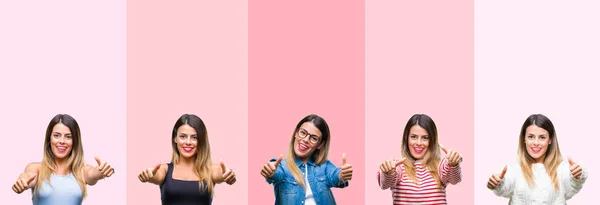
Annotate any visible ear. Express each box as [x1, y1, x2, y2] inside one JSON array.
[[317, 141, 326, 150]]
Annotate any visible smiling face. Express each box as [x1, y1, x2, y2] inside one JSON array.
[[174, 124, 198, 159], [50, 123, 73, 160], [407, 125, 429, 160], [293, 122, 325, 162], [524, 125, 551, 163]]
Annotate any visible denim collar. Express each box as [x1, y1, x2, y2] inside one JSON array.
[[294, 156, 316, 167]]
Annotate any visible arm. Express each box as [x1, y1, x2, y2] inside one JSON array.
[[325, 160, 348, 188], [84, 157, 114, 185], [440, 158, 462, 185], [564, 161, 588, 200], [12, 162, 40, 194], [378, 159, 402, 190], [377, 169, 398, 190], [491, 165, 515, 198], [138, 164, 168, 185], [263, 157, 284, 185]]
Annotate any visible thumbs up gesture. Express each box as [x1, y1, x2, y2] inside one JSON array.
[[487, 166, 507, 189], [440, 145, 462, 167], [12, 174, 36, 194], [261, 154, 283, 179], [139, 164, 161, 183], [380, 158, 405, 175], [220, 160, 236, 185], [568, 157, 583, 179], [95, 157, 114, 178], [338, 153, 353, 182]]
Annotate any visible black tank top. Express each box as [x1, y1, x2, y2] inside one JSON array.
[[160, 163, 212, 205]]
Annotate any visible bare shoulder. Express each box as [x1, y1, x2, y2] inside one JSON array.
[[25, 162, 41, 172]]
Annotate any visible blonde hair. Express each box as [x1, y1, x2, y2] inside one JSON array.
[[171, 114, 214, 195], [518, 114, 562, 189], [400, 114, 442, 189], [286, 114, 331, 189], [35, 114, 87, 198]]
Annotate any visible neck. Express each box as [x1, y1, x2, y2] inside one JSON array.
[[298, 156, 309, 163], [54, 157, 71, 174], [177, 156, 196, 167]]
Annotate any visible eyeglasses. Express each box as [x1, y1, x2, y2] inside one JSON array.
[[297, 128, 321, 144]]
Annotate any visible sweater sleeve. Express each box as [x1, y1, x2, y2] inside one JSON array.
[[378, 160, 402, 190], [439, 158, 462, 185], [492, 164, 516, 198], [562, 161, 588, 200]]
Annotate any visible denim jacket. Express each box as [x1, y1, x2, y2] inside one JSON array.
[[266, 157, 349, 205]]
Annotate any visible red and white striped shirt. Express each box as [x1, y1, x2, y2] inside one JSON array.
[[377, 158, 462, 205]]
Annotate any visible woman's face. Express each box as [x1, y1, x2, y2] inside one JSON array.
[[407, 125, 429, 160], [524, 125, 551, 163], [294, 122, 324, 162], [50, 123, 73, 160], [174, 124, 198, 159]]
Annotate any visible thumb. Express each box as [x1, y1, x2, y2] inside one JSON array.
[[395, 158, 406, 167], [95, 156, 102, 165], [274, 154, 283, 167], [152, 164, 161, 174], [568, 156, 575, 166], [26, 174, 37, 184], [220, 159, 227, 173], [499, 165, 507, 179], [342, 153, 347, 165], [440, 144, 448, 154]]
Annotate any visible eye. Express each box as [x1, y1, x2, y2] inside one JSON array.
[[66, 135, 72, 139], [423, 136, 429, 141], [540, 136, 546, 140], [310, 136, 319, 142], [53, 134, 59, 138], [179, 135, 186, 139], [300, 130, 307, 136], [527, 135, 533, 139], [410, 135, 417, 139]]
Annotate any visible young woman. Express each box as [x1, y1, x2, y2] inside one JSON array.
[[260, 114, 353, 205], [487, 114, 587, 204], [138, 114, 236, 205], [11, 114, 114, 205], [377, 114, 462, 204]]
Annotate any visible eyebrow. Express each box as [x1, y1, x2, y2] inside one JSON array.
[[300, 128, 319, 137]]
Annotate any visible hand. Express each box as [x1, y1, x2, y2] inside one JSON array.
[[440, 144, 462, 167], [487, 166, 507, 189], [380, 158, 405, 175], [220, 159, 236, 185], [338, 153, 353, 182], [12, 174, 36, 194], [261, 154, 282, 179], [569, 157, 583, 179], [95, 157, 114, 178], [139, 164, 161, 183]]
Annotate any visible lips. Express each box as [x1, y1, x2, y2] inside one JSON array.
[[531, 147, 542, 153], [183, 147, 194, 152], [56, 146, 67, 152], [413, 147, 424, 154], [298, 143, 309, 152]]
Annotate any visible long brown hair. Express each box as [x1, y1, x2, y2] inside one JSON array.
[[400, 114, 442, 188], [35, 114, 87, 198], [171, 114, 214, 195], [286, 114, 331, 189], [518, 114, 562, 189]]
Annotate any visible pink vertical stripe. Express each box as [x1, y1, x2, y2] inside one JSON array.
[[127, 1, 248, 204], [366, 0, 474, 204], [249, 0, 365, 204]]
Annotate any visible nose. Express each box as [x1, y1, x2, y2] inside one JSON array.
[[417, 137, 425, 146], [301, 135, 310, 143], [58, 136, 65, 143]]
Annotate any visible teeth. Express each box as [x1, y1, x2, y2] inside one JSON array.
[[300, 144, 308, 149]]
